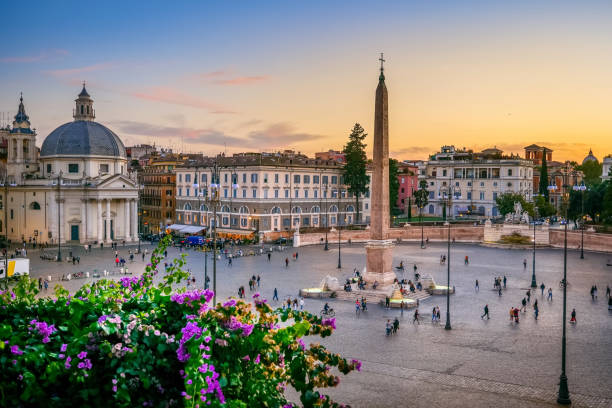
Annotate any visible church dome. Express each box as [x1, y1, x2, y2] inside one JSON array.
[[40, 121, 126, 158], [40, 85, 126, 158], [582, 149, 598, 165]]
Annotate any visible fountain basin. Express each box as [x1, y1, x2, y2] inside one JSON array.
[[299, 288, 333, 298]]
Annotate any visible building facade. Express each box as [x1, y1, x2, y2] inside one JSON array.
[[602, 156, 612, 181], [174, 152, 371, 234], [139, 155, 180, 234], [396, 162, 419, 212], [0, 87, 139, 245], [419, 146, 533, 218]]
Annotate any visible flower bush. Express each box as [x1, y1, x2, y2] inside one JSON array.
[[0, 236, 359, 407]]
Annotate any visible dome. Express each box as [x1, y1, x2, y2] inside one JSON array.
[[40, 121, 126, 158], [582, 149, 598, 165]]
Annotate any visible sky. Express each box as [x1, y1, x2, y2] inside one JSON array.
[[1, 1, 612, 162]]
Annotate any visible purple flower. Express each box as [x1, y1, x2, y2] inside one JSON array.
[[60, 343, 67, 352], [98, 315, 108, 324], [242, 355, 250, 361], [77, 351, 87, 360], [10, 345, 23, 355], [226, 316, 254, 337], [254, 354, 261, 364], [351, 359, 362, 371], [59, 354, 65, 359], [322, 318, 336, 329], [65, 356, 72, 369]]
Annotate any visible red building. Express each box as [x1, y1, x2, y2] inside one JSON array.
[[396, 162, 419, 212]]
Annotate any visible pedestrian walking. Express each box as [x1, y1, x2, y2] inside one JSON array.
[[606, 285, 611, 298], [432, 307, 437, 322], [285, 258, 289, 268], [228, 257, 233, 267], [481, 304, 489, 319], [475, 279, 479, 292], [257, 275, 261, 287], [299, 297, 304, 310], [498, 287, 502, 297], [526, 290, 531, 303], [540, 282, 545, 296], [273, 288, 278, 301], [43, 280, 48, 291], [386, 320, 392, 336], [267, 252, 271, 262], [548, 288, 553, 301], [393, 317, 400, 334], [400, 300, 404, 316], [413, 309, 420, 324], [464, 255, 469, 265], [521, 297, 527, 312], [503, 275, 507, 289], [533, 300, 539, 320], [523, 258, 527, 269], [570, 308, 577, 324], [385, 296, 390, 309]]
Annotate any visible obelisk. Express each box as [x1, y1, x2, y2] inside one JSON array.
[[364, 53, 396, 285]]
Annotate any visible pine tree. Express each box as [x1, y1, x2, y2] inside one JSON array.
[[342, 123, 369, 223]]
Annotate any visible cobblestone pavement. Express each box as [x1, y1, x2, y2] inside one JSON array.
[[24, 241, 612, 407]]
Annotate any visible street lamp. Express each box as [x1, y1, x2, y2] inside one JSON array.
[[57, 171, 63, 262], [531, 207, 538, 288], [324, 183, 329, 250], [550, 168, 573, 405], [440, 185, 459, 331], [205, 160, 222, 306], [572, 182, 586, 259], [337, 190, 342, 269]]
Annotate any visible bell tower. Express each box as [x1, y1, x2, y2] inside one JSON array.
[[73, 82, 95, 121], [7, 93, 38, 183]]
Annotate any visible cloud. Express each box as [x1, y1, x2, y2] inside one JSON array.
[[391, 146, 434, 157], [44, 62, 117, 77], [214, 76, 269, 86], [111, 120, 325, 150], [131, 87, 235, 114], [195, 70, 269, 86], [1, 49, 69, 63]]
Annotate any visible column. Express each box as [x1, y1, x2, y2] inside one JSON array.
[[80, 199, 87, 242], [105, 198, 111, 243], [124, 199, 131, 241], [17, 139, 23, 162], [97, 199, 103, 243], [131, 199, 138, 241]]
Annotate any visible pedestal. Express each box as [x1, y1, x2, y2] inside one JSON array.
[[363, 239, 396, 285]]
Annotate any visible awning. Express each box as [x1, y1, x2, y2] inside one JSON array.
[[181, 226, 206, 234], [167, 224, 186, 231]]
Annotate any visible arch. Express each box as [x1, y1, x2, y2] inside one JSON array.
[[345, 205, 355, 212], [428, 204, 434, 214], [220, 205, 230, 213], [291, 206, 302, 214], [184, 203, 192, 211], [29, 201, 41, 210], [271, 206, 282, 214], [199, 204, 208, 212], [311, 205, 320, 213], [239, 206, 249, 214], [329, 205, 338, 213]]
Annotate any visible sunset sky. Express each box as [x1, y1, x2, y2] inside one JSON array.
[[1, 1, 611, 162]]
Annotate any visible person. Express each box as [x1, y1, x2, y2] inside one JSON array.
[[593, 285, 598, 300], [475, 279, 479, 292], [386, 320, 392, 336], [526, 290, 531, 303], [481, 304, 489, 319], [295, 252, 299, 261], [299, 297, 304, 310], [267, 252, 271, 262], [436, 306, 440, 322], [513, 308, 519, 323], [606, 285, 610, 298], [293, 298, 298, 310], [498, 287, 502, 297], [355, 299, 361, 315], [540, 282, 546, 296], [273, 288, 279, 301], [570, 308, 576, 324], [385, 296, 390, 309], [361, 297, 367, 311], [257, 275, 261, 287], [399, 261, 404, 270], [400, 300, 404, 316], [324, 302, 330, 313], [43, 280, 48, 291], [521, 297, 527, 312], [228, 257, 233, 267], [142, 252, 145, 261], [548, 288, 553, 301], [285, 258, 289, 268], [533, 299, 539, 320], [503, 276, 507, 289], [523, 258, 527, 269], [432, 307, 437, 322], [413, 264, 417, 274], [392, 317, 399, 334], [413, 309, 420, 324], [465, 255, 469, 265]]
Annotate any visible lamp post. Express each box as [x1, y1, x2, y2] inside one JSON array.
[[57, 171, 63, 262], [549, 169, 572, 405], [440, 185, 458, 331], [324, 183, 329, 250], [137, 182, 144, 253], [420, 204, 424, 248], [337, 189, 341, 269], [206, 160, 222, 306], [572, 182, 586, 259], [2, 177, 8, 290], [531, 207, 538, 288]]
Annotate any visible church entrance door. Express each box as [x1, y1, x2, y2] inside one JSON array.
[[71, 225, 79, 241]]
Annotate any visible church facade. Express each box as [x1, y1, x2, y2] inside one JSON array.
[[0, 86, 139, 245]]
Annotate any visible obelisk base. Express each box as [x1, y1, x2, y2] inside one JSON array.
[[363, 239, 396, 286]]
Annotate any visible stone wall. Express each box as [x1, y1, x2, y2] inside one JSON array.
[[549, 230, 612, 253], [483, 223, 549, 244]]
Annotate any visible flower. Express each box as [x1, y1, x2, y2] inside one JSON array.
[[351, 359, 362, 371], [77, 351, 87, 360], [322, 318, 337, 330], [65, 356, 72, 369], [10, 345, 23, 355], [60, 343, 67, 352]]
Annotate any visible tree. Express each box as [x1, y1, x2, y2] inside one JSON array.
[[535, 195, 556, 218], [407, 196, 412, 220], [342, 123, 369, 223], [495, 192, 527, 216], [539, 153, 549, 199], [388, 158, 400, 214], [602, 181, 612, 224], [576, 160, 603, 186]]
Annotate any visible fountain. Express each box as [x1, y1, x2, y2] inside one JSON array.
[[299, 275, 340, 298]]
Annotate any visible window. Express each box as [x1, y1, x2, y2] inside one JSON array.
[[202, 174, 207, 183], [294, 175, 301, 184], [178, 188, 182, 196], [304, 190, 309, 198], [274, 190, 279, 198], [303, 175, 310, 184], [264, 174, 268, 183], [508, 169, 513, 176], [241, 218, 247, 227], [467, 181, 472, 187], [29, 202, 41, 210], [455, 182, 459, 187], [401, 177, 405, 184], [46, 164, 52, 173], [314, 190, 318, 198], [264, 190, 268, 199], [285, 190, 289, 198], [99, 164, 109, 173], [186, 188, 190, 196], [250, 173, 257, 183], [479, 192, 485, 200], [185, 174, 191, 183], [166, 189, 172, 196], [10, 209, 13, 219], [313, 175, 320, 184], [252, 189, 257, 198], [480, 182, 485, 187], [179, 174, 182, 182], [401, 188, 405, 193], [242, 189, 247, 198], [274, 174, 279, 183], [294, 189, 299, 198], [493, 182, 498, 187], [365, 203, 368, 210], [467, 192, 472, 200], [322, 175, 329, 185], [285, 174, 289, 183], [493, 192, 498, 200], [507, 182, 513, 187], [242, 173, 247, 183], [428, 191, 434, 199], [224, 189, 228, 198], [68, 164, 79, 173], [442, 169, 447, 177], [331, 176, 338, 184]]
